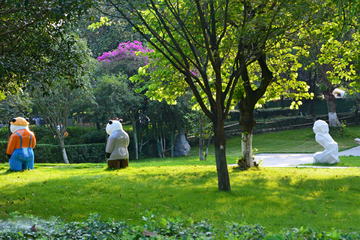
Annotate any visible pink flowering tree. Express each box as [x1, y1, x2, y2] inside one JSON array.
[[97, 40, 152, 77], [95, 41, 153, 160]]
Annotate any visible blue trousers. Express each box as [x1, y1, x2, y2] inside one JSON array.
[[9, 148, 34, 171]]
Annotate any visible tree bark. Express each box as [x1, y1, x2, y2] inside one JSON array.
[[131, 117, 139, 160], [309, 71, 316, 122], [213, 119, 231, 191], [199, 113, 204, 161], [204, 131, 212, 161], [238, 54, 272, 168], [59, 137, 69, 164], [239, 102, 256, 168], [320, 64, 341, 127]]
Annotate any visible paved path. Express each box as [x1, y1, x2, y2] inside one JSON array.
[[252, 146, 360, 168]]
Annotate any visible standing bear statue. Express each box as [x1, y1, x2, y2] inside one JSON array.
[[313, 120, 340, 164], [105, 120, 130, 169], [7, 117, 36, 171]]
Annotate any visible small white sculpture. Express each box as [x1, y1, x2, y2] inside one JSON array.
[[313, 120, 340, 164]]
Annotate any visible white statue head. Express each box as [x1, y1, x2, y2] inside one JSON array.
[[10, 117, 30, 133], [106, 120, 123, 135], [313, 120, 329, 134]]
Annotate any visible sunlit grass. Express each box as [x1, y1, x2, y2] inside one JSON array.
[[1, 125, 360, 234], [1, 162, 360, 233], [301, 156, 360, 167], [194, 125, 360, 164]]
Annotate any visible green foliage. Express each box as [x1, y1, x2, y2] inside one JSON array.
[[0, 127, 9, 140], [2, 25, 96, 94], [0, 141, 105, 164], [0, 93, 34, 123], [3, 212, 360, 239], [28, 126, 53, 144], [76, 6, 145, 58], [90, 74, 131, 124]]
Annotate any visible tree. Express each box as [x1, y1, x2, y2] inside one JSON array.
[[145, 96, 192, 158], [32, 78, 94, 163], [106, 0, 322, 191], [0, 92, 33, 124], [29, 36, 94, 164], [96, 41, 152, 159], [186, 110, 213, 161], [1, 0, 96, 93], [296, 6, 360, 127], [76, 11, 145, 58]]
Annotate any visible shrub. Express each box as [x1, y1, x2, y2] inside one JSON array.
[[255, 107, 299, 119], [2, 212, 360, 239], [65, 143, 106, 163], [0, 141, 106, 164], [0, 127, 8, 140]]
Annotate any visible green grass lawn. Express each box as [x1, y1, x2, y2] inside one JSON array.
[[1, 125, 360, 235]]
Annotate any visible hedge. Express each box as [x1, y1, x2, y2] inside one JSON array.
[[0, 141, 106, 164], [255, 107, 299, 119]]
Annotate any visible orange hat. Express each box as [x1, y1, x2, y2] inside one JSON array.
[[10, 117, 29, 126]]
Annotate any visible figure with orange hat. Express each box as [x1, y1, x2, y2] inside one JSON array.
[[6, 117, 36, 171]]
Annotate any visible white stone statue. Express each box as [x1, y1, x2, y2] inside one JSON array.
[[313, 120, 340, 164]]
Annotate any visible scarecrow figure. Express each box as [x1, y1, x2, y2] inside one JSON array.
[[7, 117, 36, 171]]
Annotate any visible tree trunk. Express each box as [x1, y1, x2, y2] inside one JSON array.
[[204, 131, 212, 161], [241, 132, 253, 166], [131, 117, 139, 160], [239, 101, 257, 168], [59, 137, 69, 164], [199, 113, 204, 161], [171, 125, 174, 158], [309, 70, 316, 122], [324, 93, 341, 127], [213, 119, 231, 191], [238, 54, 273, 168], [320, 64, 341, 127]]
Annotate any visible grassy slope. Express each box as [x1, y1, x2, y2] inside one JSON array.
[[1, 125, 360, 234], [199, 125, 360, 165]]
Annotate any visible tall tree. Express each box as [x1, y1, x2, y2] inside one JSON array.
[[106, 0, 321, 191], [29, 36, 94, 163], [296, 6, 360, 127], [0, 92, 34, 123], [96, 41, 151, 159], [1, 0, 97, 93]]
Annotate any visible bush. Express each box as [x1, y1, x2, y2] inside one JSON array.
[[1, 212, 360, 239], [65, 143, 106, 163], [0, 125, 108, 145], [0, 127, 8, 140], [255, 107, 299, 119], [0, 124, 148, 162], [0, 141, 106, 164]]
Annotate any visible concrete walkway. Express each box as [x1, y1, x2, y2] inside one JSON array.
[[252, 146, 360, 168]]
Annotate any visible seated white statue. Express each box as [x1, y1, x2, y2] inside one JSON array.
[[313, 120, 340, 164]]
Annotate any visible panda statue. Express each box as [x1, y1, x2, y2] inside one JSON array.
[[6, 117, 36, 171], [105, 120, 130, 169]]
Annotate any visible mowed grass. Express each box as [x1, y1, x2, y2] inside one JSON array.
[[199, 124, 360, 165], [0, 124, 360, 234]]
